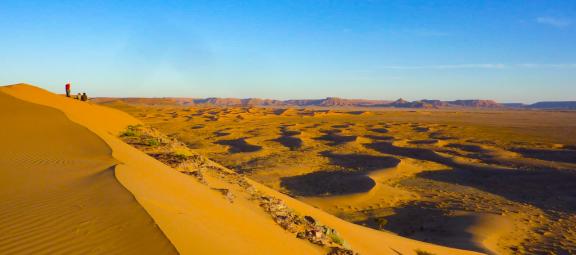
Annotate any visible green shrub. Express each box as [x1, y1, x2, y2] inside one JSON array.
[[326, 230, 345, 246], [120, 129, 137, 137], [120, 125, 142, 137], [375, 217, 388, 228], [146, 138, 161, 146], [416, 250, 436, 255], [172, 148, 193, 159]]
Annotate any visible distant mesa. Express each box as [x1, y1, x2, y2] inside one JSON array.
[[504, 101, 576, 110], [389, 98, 501, 109], [527, 101, 576, 110], [92, 96, 576, 110], [390, 98, 411, 107], [94, 97, 196, 106], [449, 100, 501, 108]]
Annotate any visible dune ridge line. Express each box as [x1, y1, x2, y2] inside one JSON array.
[[1, 84, 484, 255]]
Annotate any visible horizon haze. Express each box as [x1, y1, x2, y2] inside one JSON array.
[[1, 0, 575, 103]]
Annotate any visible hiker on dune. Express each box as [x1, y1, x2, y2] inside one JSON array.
[[65, 82, 71, 97]]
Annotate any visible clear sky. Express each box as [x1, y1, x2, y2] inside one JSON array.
[[1, 0, 575, 103]]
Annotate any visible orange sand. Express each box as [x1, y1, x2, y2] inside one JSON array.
[[0, 84, 484, 255]]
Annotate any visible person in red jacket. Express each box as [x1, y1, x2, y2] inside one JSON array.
[[65, 82, 71, 97]]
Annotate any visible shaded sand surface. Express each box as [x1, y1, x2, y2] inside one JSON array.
[[0, 91, 177, 254]]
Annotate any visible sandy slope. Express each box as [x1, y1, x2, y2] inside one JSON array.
[[1, 84, 321, 254], [1, 84, 483, 255], [0, 89, 177, 254]]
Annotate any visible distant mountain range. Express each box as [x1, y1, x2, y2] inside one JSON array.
[[93, 97, 576, 109], [503, 101, 576, 110]]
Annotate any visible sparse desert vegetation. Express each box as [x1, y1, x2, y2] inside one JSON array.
[[102, 102, 576, 255], [118, 124, 358, 255], [3, 0, 575, 254]]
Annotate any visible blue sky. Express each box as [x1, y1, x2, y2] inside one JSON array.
[[0, 0, 574, 103]]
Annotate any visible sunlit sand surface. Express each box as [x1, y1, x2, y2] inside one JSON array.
[[1, 84, 486, 255], [100, 100, 576, 255], [0, 87, 177, 254]]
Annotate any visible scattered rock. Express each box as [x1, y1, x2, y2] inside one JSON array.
[[120, 125, 359, 255], [327, 247, 357, 255], [212, 188, 234, 203], [304, 215, 316, 225]]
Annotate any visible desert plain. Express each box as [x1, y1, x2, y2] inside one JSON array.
[[98, 99, 576, 255], [1, 83, 575, 255]]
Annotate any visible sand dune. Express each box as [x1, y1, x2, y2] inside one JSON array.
[[102, 102, 576, 254], [1, 84, 487, 255], [0, 89, 176, 254]]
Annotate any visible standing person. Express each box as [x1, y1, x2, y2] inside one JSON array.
[[81, 92, 88, 102], [65, 82, 71, 97]]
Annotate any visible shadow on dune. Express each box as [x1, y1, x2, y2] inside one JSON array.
[[369, 128, 389, 133], [413, 127, 430, 132], [215, 138, 262, 153], [321, 151, 400, 171], [418, 168, 576, 214], [429, 132, 456, 140], [366, 142, 457, 166], [281, 152, 400, 196], [320, 129, 342, 134], [273, 136, 303, 150], [364, 135, 394, 141], [445, 143, 487, 153], [408, 139, 438, 145], [213, 131, 230, 137], [367, 142, 576, 213], [511, 148, 576, 164], [281, 130, 301, 136], [357, 204, 489, 254], [314, 132, 357, 146], [280, 171, 376, 196], [365, 142, 503, 172]]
